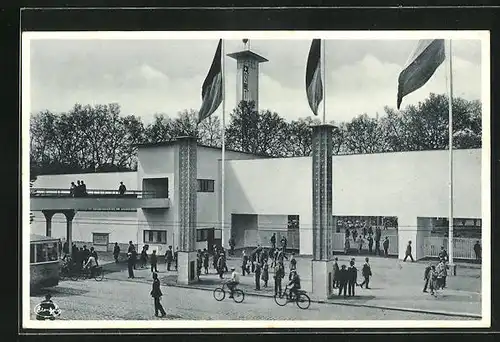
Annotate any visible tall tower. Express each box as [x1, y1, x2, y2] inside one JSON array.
[[227, 39, 268, 111]]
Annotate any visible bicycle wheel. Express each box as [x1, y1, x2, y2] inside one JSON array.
[[94, 268, 104, 281], [296, 293, 311, 310], [213, 287, 225, 301], [274, 292, 288, 306], [232, 289, 245, 303], [70, 271, 79, 281]]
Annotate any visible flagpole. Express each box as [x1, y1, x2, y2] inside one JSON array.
[[221, 39, 226, 248], [322, 39, 326, 124], [447, 39, 454, 271]]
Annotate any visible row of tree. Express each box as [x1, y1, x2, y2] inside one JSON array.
[[30, 93, 481, 176]]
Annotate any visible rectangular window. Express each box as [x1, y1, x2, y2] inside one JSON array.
[[30, 244, 36, 263], [92, 233, 109, 246], [196, 229, 206, 242], [143, 230, 167, 244], [197, 179, 215, 193], [46, 242, 59, 261]]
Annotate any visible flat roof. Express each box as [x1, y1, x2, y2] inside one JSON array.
[[227, 50, 269, 63], [136, 140, 270, 158], [30, 234, 60, 242]]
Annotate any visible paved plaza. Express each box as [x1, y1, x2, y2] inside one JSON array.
[[29, 252, 481, 321]]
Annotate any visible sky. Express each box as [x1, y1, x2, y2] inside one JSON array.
[[28, 35, 483, 124]]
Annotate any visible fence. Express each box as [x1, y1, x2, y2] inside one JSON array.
[[31, 188, 161, 198], [423, 236, 479, 260], [332, 233, 399, 256]]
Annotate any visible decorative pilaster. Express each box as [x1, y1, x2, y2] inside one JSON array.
[[177, 136, 198, 252], [311, 124, 334, 261]]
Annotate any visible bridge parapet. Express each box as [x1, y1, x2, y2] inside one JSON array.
[[30, 188, 170, 210]]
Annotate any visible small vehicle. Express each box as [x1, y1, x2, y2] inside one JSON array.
[[34, 302, 62, 320], [213, 282, 245, 303], [273, 285, 311, 309], [74, 266, 104, 281]]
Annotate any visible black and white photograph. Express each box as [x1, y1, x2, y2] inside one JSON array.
[[22, 30, 490, 329]]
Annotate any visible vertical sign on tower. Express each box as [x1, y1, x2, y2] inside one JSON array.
[[242, 63, 249, 101]]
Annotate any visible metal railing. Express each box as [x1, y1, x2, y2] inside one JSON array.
[[423, 236, 480, 260], [30, 188, 165, 199], [331, 232, 399, 256]]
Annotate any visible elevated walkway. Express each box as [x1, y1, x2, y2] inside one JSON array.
[[30, 188, 170, 210], [30, 188, 170, 257]]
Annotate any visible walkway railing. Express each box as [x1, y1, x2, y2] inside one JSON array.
[[423, 236, 480, 260], [30, 188, 165, 199]]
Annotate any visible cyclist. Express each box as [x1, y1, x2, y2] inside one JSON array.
[[288, 270, 301, 300], [83, 253, 98, 278], [226, 267, 240, 298]]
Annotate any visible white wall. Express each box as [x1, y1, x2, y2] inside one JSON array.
[[30, 210, 138, 249], [225, 157, 313, 252], [224, 149, 481, 256]]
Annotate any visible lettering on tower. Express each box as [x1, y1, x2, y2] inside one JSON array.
[[242, 64, 249, 101]]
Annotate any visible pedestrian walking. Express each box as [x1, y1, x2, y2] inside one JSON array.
[[165, 246, 173, 271], [423, 263, 432, 293], [332, 257, 340, 289], [359, 257, 372, 289], [289, 253, 297, 274], [280, 236, 287, 253], [262, 262, 269, 287], [438, 246, 449, 262], [357, 236, 364, 254], [127, 253, 135, 279], [241, 251, 248, 276], [403, 241, 414, 262], [150, 250, 158, 273], [367, 235, 374, 254], [217, 253, 225, 279], [436, 260, 446, 291], [118, 181, 127, 195], [338, 265, 348, 297], [150, 273, 166, 317], [344, 236, 350, 254], [254, 262, 261, 290], [271, 233, 276, 249], [347, 260, 358, 297], [203, 248, 209, 274], [474, 241, 481, 261], [274, 262, 285, 296], [140, 246, 148, 268], [113, 242, 120, 263], [174, 247, 179, 271], [383, 237, 390, 257]]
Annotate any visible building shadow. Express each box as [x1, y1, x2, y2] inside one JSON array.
[[30, 285, 89, 298]]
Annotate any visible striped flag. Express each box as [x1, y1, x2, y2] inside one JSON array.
[[305, 39, 323, 116], [198, 39, 223, 123], [397, 39, 445, 109]]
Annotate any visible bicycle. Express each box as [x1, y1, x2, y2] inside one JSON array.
[[274, 285, 311, 309], [213, 282, 245, 303], [75, 266, 104, 281]]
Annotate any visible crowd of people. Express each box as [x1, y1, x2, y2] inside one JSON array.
[[332, 257, 372, 297], [61, 242, 99, 277], [344, 224, 392, 257], [69, 180, 88, 197], [68, 181, 127, 197]]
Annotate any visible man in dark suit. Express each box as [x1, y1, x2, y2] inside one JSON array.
[[150, 272, 166, 317], [403, 241, 414, 262], [338, 265, 348, 297], [423, 263, 432, 293], [347, 260, 358, 297]]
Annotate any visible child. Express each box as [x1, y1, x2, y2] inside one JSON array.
[[262, 262, 269, 287]]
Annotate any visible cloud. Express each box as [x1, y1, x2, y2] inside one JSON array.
[[28, 39, 483, 125]]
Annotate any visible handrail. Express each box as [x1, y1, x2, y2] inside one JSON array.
[[30, 188, 166, 199]]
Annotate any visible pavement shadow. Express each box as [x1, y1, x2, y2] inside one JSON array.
[[329, 295, 377, 301], [31, 286, 89, 298]]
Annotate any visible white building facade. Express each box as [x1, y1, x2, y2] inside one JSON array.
[[31, 143, 482, 260]]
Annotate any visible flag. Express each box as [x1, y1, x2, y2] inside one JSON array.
[[305, 39, 323, 116], [198, 39, 223, 123], [397, 39, 445, 109]]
